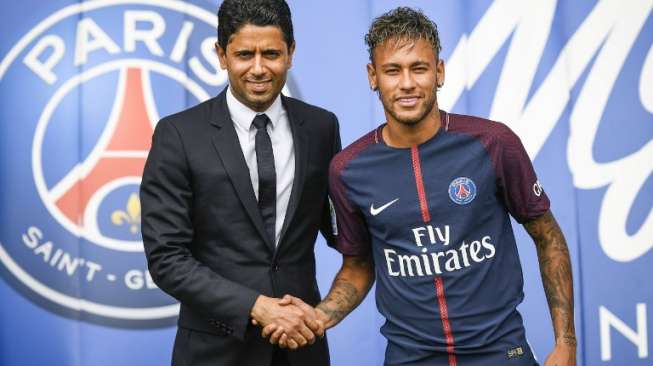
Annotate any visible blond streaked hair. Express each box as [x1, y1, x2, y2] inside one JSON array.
[[365, 7, 442, 63]]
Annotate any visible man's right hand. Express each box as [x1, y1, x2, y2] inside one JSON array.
[[250, 295, 322, 349], [261, 295, 327, 348]]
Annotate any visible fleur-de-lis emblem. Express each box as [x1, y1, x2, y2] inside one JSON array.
[[111, 193, 141, 234]]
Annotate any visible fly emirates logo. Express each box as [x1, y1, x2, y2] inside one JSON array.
[[383, 225, 496, 277]]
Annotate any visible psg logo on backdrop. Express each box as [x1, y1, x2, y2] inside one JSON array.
[[448, 177, 477, 205], [0, 0, 300, 327]]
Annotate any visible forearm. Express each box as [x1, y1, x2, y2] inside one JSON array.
[[146, 243, 259, 333], [317, 254, 375, 328], [524, 211, 576, 346]]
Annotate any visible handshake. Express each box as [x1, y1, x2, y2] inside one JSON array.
[[250, 294, 330, 350]]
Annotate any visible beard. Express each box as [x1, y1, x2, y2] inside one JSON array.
[[378, 84, 438, 126]]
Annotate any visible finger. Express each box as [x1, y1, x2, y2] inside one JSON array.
[[303, 315, 321, 333], [289, 297, 316, 317], [270, 327, 285, 344], [285, 324, 311, 348], [283, 308, 316, 343], [314, 319, 325, 337], [297, 324, 315, 345], [288, 296, 309, 308], [279, 333, 288, 348], [297, 309, 322, 335], [286, 298, 321, 332], [251, 318, 259, 326], [279, 295, 293, 305], [287, 339, 299, 350], [310, 320, 324, 342], [262, 324, 277, 338]]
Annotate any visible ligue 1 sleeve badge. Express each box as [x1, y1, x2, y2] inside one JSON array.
[[448, 177, 477, 205], [0, 0, 228, 327]]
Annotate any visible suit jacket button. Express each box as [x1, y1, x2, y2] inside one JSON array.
[[272, 264, 279, 272]]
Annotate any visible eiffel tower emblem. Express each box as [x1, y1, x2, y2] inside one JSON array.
[[49, 67, 157, 242], [456, 183, 471, 199]]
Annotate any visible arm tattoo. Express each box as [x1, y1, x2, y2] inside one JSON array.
[[316, 279, 358, 325], [524, 211, 577, 347], [317, 255, 374, 328]]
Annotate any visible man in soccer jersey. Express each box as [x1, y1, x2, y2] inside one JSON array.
[[263, 6, 576, 366]]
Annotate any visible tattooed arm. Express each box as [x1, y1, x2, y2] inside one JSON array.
[[523, 210, 576, 366], [260, 254, 375, 347], [316, 253, 375, 328]]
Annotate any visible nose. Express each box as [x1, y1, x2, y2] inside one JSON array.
[[399, 69, 415, 91], [251, 54, 265, 77]]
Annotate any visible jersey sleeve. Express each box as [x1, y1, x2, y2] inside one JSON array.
[[328, 157, 371, 256], [494, 126, 550, 223]]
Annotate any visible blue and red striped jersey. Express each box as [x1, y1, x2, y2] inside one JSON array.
[[329, 111, 549, 365]]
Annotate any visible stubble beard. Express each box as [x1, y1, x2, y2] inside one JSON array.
[[379, 85, 438, 126], [230, 73, 287, 112]]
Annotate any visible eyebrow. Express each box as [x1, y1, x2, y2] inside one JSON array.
[[380, 60, 431, 68], [232, 48, 254, 55], [233, 46, 283, 52], [410, 61, 430, 67]]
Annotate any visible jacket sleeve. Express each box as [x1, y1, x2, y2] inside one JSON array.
[[140, 118, 259, 340], [320, 112, 342, 247]]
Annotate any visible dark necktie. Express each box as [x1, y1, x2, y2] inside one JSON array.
[[252, 114, 276, 244]]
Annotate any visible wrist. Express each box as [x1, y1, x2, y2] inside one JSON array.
[[251, 295, 272, 321], [316, 302, 339, 329], [315, 305, 329, 323], [555, 334, 577, 347]]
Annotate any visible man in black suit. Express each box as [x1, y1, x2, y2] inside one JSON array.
[[140, 1, 340, 365]]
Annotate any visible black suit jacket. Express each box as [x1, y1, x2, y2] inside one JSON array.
[[140, 89, 341, 366]]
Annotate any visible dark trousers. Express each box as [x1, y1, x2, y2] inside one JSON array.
[[172, 327, 295, 366], [271, 349, 290, 366]]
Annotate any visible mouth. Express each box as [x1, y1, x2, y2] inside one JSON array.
[[395, 95, 421, 107], [247, 80, 272, 93]]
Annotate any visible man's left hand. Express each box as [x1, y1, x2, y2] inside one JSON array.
[[544, 343, 576, 366]]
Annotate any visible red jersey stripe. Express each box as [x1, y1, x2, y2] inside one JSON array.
[[410, 146, 431, 223], [435, 276, 457, 366]]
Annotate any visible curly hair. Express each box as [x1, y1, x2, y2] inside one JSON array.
[[365, 7, 441, 63]]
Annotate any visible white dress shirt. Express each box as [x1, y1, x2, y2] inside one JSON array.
[[226, 86, 295, 247]]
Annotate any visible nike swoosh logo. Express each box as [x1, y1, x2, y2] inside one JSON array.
[[370, 198, 399, 216]]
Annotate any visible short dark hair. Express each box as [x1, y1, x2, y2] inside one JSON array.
[[217, 0, 294, 50], [365, 7, 442, 63]]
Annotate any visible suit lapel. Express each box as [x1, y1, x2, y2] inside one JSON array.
[[209, 90, 274, 250], [277, 96, 307, 251]]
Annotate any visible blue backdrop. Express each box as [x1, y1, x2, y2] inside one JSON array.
[[1, 1, 651, 365]]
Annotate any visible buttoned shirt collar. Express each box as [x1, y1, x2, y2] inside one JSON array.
[[226, 86, 284, 131]]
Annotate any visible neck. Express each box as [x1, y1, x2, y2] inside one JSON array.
[[383, 109, 442, 148]]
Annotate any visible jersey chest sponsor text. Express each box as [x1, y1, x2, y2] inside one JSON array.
[[382, 224, 496, 277]]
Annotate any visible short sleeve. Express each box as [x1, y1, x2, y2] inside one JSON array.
[[328, 157, 371, 255], [494, 127, 550, 223]]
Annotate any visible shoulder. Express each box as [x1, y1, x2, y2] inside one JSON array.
[[330, 129, 377, 178], [446, 112, 521, 150], [283, 95, 337, 124], [157, 97, 216, 131]]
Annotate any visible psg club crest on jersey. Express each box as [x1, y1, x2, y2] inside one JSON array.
[[448, 177, 477, 205], [0, 1, 295, 328]]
